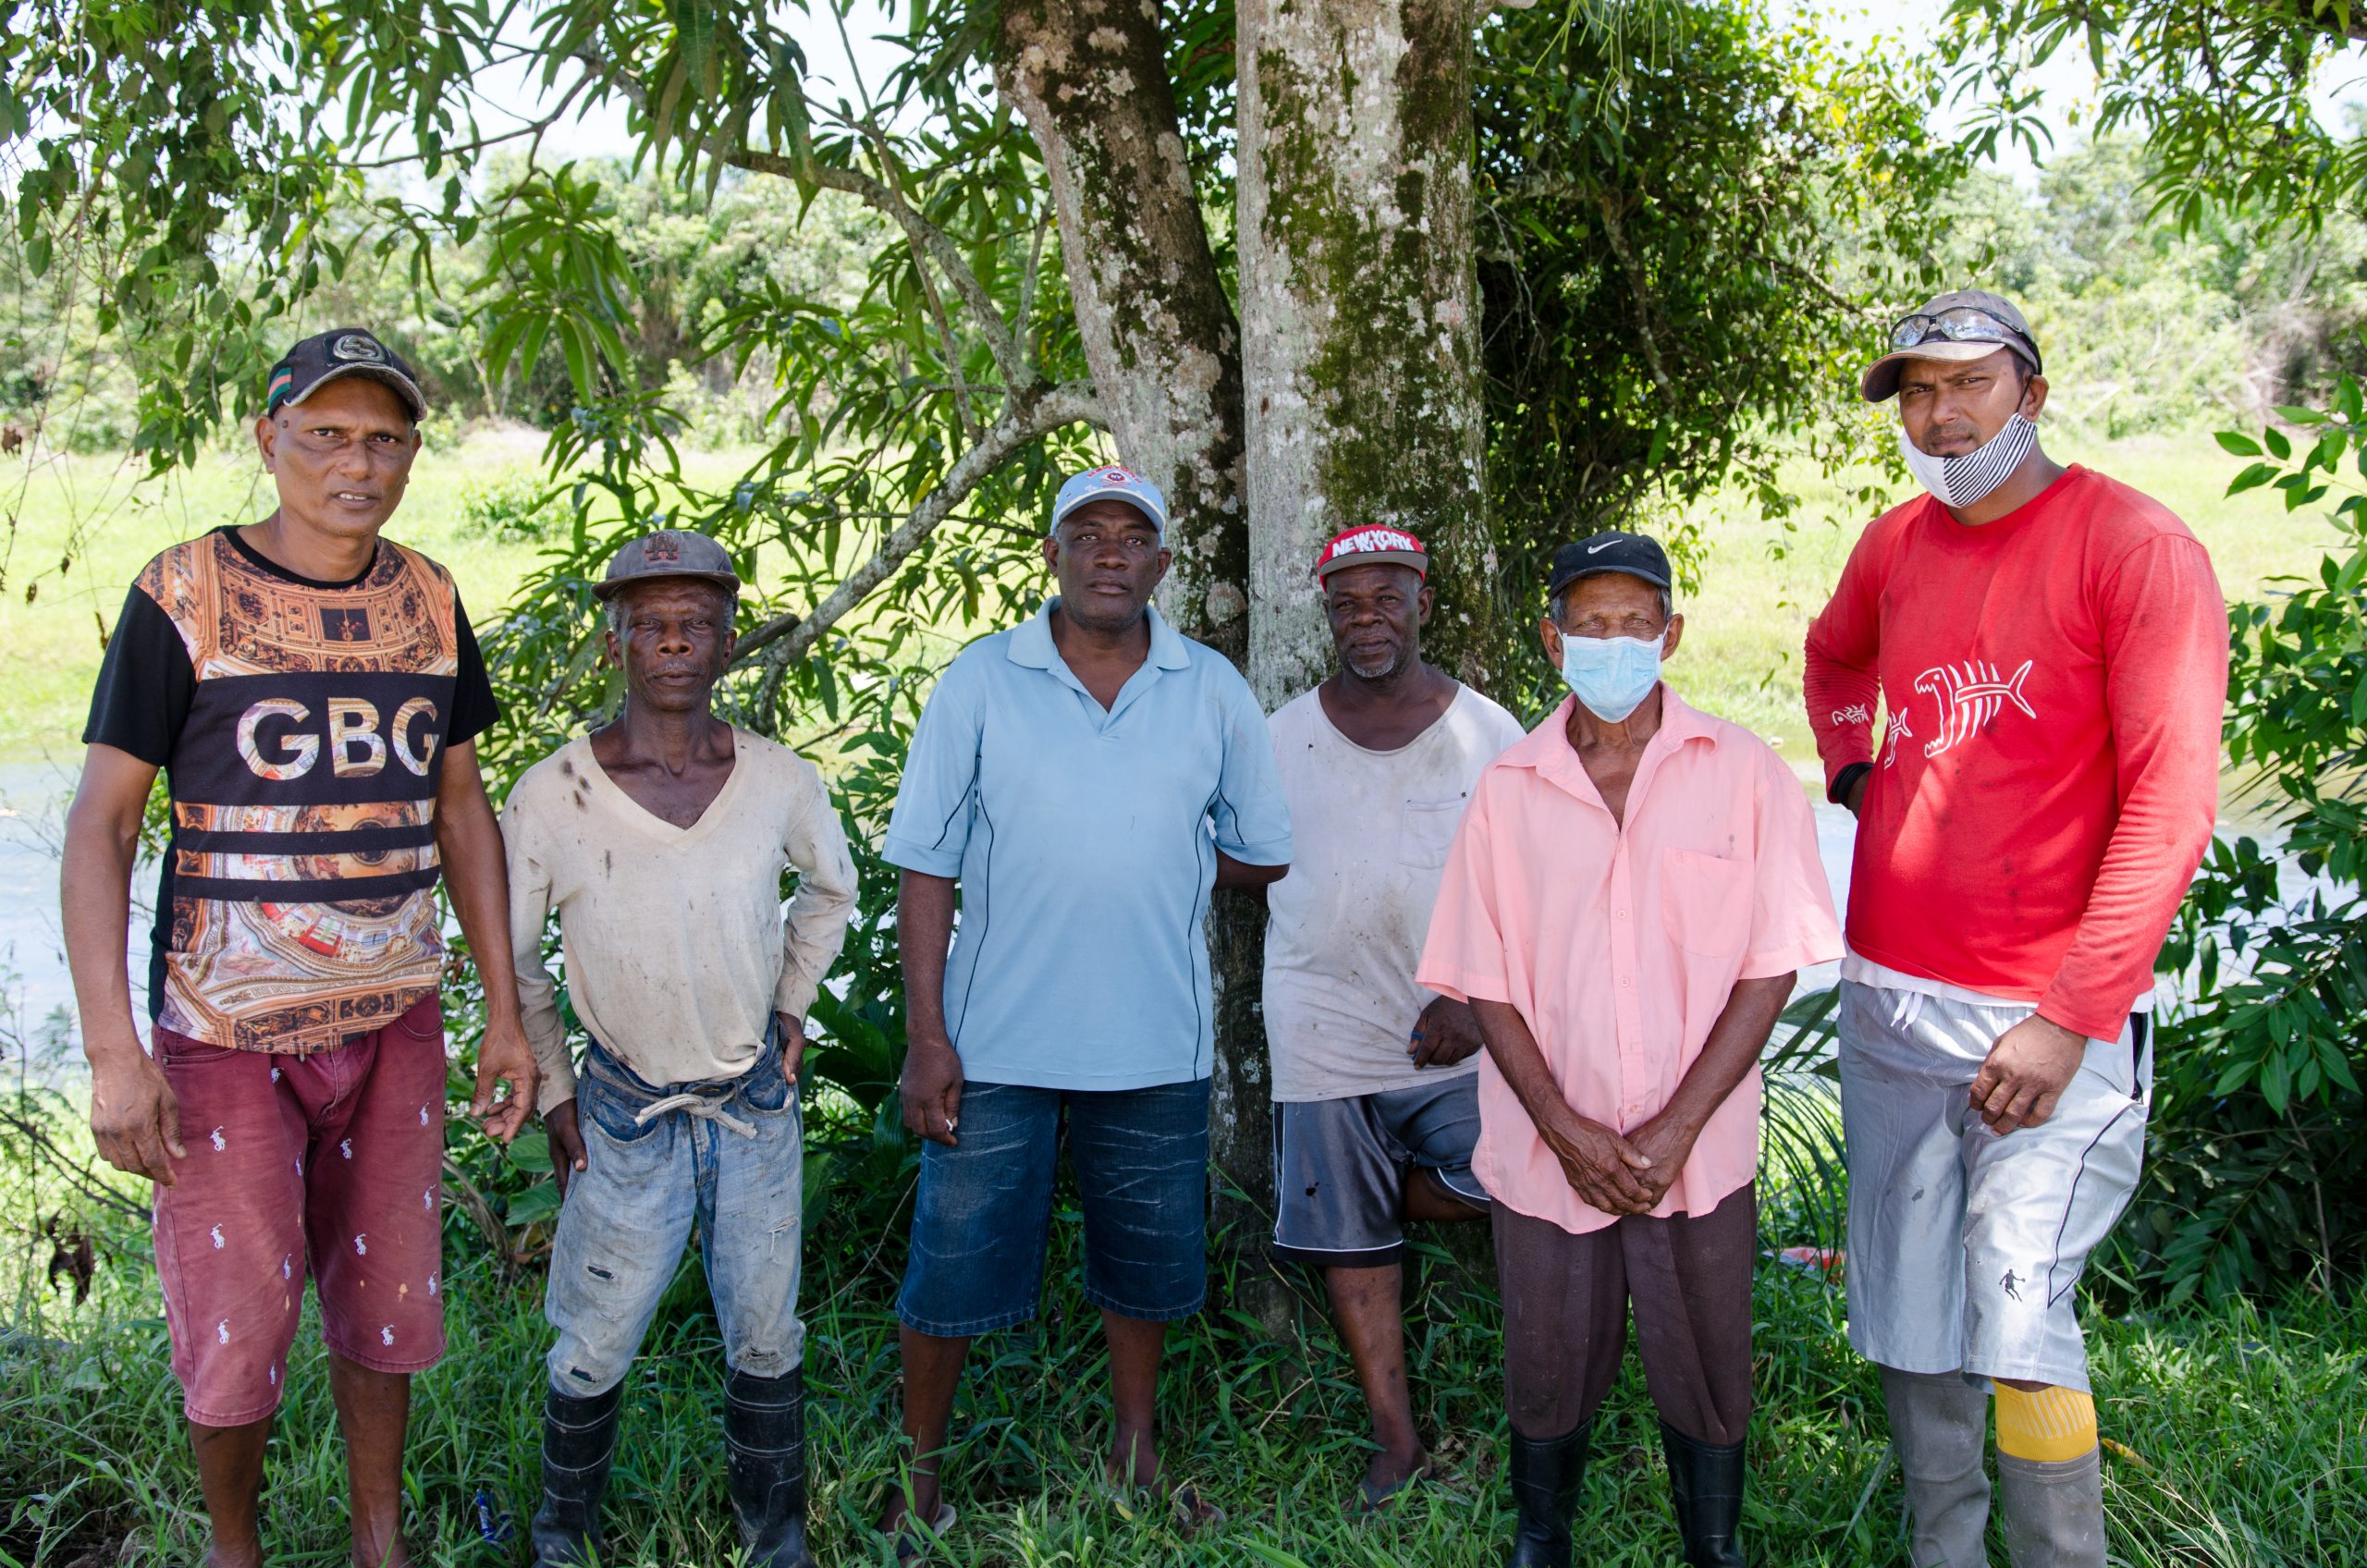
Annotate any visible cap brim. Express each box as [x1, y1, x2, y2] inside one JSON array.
[[591, 570, 743, 602], [1315, 550, 1429, 581], [1858, 341, 2028, 402], [284, 363, 430, 421], [1052, 494, 1165, 533], [1549, 562, 1672, 598]]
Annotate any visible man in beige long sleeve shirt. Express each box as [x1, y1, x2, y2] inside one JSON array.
[[501, 530, 856, 1568]]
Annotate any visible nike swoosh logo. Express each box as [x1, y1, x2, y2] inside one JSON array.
[[1587, 538, 1616, 553]]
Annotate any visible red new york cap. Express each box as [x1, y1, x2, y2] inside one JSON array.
[[1312, 525, 1429, 581]]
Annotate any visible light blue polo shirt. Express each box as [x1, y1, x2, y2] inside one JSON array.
[[883, 600, 1294, 1089]]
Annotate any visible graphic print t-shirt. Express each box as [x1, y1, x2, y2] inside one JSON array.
[[83, 526, 497, 1051]]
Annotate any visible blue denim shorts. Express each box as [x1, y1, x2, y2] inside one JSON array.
[[898, 1077, 1210, 1337]]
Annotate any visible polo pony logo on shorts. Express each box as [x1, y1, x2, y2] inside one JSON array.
[[354, 1232, 368, 1256], [216, 1319, 231, 1344], [209, 1126, 226, 1151], [381, 1325, 395, 1346], [1914, 659, 2036, 758], [210, 1224, 226, 1250], [340, 1139, 353, 1159]]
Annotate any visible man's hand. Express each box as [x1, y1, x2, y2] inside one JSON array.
[[1535, 1101, 1655, 1215], [1969, 1014, 2088, 1133], [1621, 1112, 1699, 1211], [545, 1098, 587, 1201], [1408, 997, 1486, 1069], [900, 1035, 964, 1147], [90, 1043, 186, 1185], [776, 1012, 807, 1083], [472, 1013, 539, 1144], [1845, 772, 1870, 817]]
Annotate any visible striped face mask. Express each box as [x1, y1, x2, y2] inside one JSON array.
[[1899, 411, 2035, 508]]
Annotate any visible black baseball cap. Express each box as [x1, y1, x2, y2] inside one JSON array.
[[1548, 532, 1673, 599], [264, 328, 429, 422]]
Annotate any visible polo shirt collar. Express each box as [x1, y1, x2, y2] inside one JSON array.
[[1009, 599, 1192, 672], [1503, 685, 1719, 811]]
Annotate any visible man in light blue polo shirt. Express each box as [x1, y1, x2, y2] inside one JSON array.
[[876, 463, 1292, 1550]]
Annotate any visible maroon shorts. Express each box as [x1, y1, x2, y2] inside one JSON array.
[[152, 996, 449, 1426]]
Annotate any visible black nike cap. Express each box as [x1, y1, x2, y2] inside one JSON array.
[[264, 327, 429, 422], [1548, 532, 1672, 599]]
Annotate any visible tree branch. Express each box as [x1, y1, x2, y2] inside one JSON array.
[[568, 43, 1026, 389], [732, 378, 1104, 668], [730, 146, 1027, 390]]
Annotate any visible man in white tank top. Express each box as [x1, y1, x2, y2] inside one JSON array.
[[1261, 525, 1527, 1509]]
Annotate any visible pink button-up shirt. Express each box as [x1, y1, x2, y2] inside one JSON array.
[[1417, 688, 1843, 1235]]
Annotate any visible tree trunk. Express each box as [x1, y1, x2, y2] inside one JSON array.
[[995, 0, 1250, 664], [1237, 0, 1498, 703], [996, 0, 1287, 1323]]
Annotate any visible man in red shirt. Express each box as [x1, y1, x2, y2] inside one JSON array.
[[1803, 290, 2226, 1568]]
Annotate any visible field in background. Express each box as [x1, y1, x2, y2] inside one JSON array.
[[0, 427, 2336, 768]]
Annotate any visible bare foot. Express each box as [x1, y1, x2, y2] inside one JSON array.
[[878, 1477, 956, 1561], [350, 1532, 412, 1568], [1106, 1444, 1224, 1532], [202, 1546, 264, 1568], [1355, 1445, 1436, 1512]]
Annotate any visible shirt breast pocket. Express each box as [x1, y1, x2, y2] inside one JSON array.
[[1398, 797, 1468, 869], [1659, 846, 1752, 960]]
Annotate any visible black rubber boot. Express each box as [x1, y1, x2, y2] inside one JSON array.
[[531, 1380, 623, 1567], [725, 1366, 816, 1568], [1505, 1420, 1590, 1568], [1661, 1421, 1748, 1568]]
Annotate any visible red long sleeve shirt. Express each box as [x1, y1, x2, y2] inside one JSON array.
[[1802, 465, 2226, 1041]]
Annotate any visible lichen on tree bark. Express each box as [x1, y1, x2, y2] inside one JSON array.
[[996, 0, 1250, 664], [1239, 0, 1500, 708]]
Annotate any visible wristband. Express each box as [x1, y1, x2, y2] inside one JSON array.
[[1828, 761, 1872, 806]]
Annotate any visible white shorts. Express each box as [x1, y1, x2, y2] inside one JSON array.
[[1837, 979, 2152, 1392]]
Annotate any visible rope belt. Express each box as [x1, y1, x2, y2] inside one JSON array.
[[632, 1090, 757, 1139]]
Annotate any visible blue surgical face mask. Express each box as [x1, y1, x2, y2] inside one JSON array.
[[1558, 628, 1664, 722]]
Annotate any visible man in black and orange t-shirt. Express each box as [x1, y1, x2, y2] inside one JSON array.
[[62, 328, 538, 1568]]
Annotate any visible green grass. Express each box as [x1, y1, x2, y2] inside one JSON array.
[[2, 428, 2337, 768], [4, 1105, 2362, 1567]]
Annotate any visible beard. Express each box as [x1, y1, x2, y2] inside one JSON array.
[[1344, 641, 1409, 681]]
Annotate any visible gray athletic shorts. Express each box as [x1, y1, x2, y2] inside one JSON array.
[[1271, 1073, 1490, 1268], [1838, 979, 2152, 1392]]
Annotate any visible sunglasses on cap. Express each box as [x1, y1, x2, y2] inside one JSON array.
[[1889, 306, 2036, 361]]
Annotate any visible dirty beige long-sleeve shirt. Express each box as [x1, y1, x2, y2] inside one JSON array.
[[502, 729, 858, 1113]]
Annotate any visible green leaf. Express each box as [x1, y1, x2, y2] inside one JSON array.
[[2263, 427, 2293, 461], [2226, 463, 2277, 496], [2215, 431, 2263, 457], [2273, 405, 2328, 425]]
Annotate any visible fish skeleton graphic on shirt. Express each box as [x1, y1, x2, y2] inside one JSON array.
[[1912, 659, 2036, 758]]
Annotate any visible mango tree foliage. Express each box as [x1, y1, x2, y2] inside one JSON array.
[[2136, 392, 2367, 1301], [1944, 0, 2367, 230]]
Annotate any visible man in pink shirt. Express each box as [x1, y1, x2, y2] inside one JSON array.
[[1419, 534, 1841, 1568], [1803, 291, 2225, 1568]]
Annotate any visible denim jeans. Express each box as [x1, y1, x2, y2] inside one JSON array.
[[897, 1077, 1210, 1337], [544, 1032, 804, 1396]]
